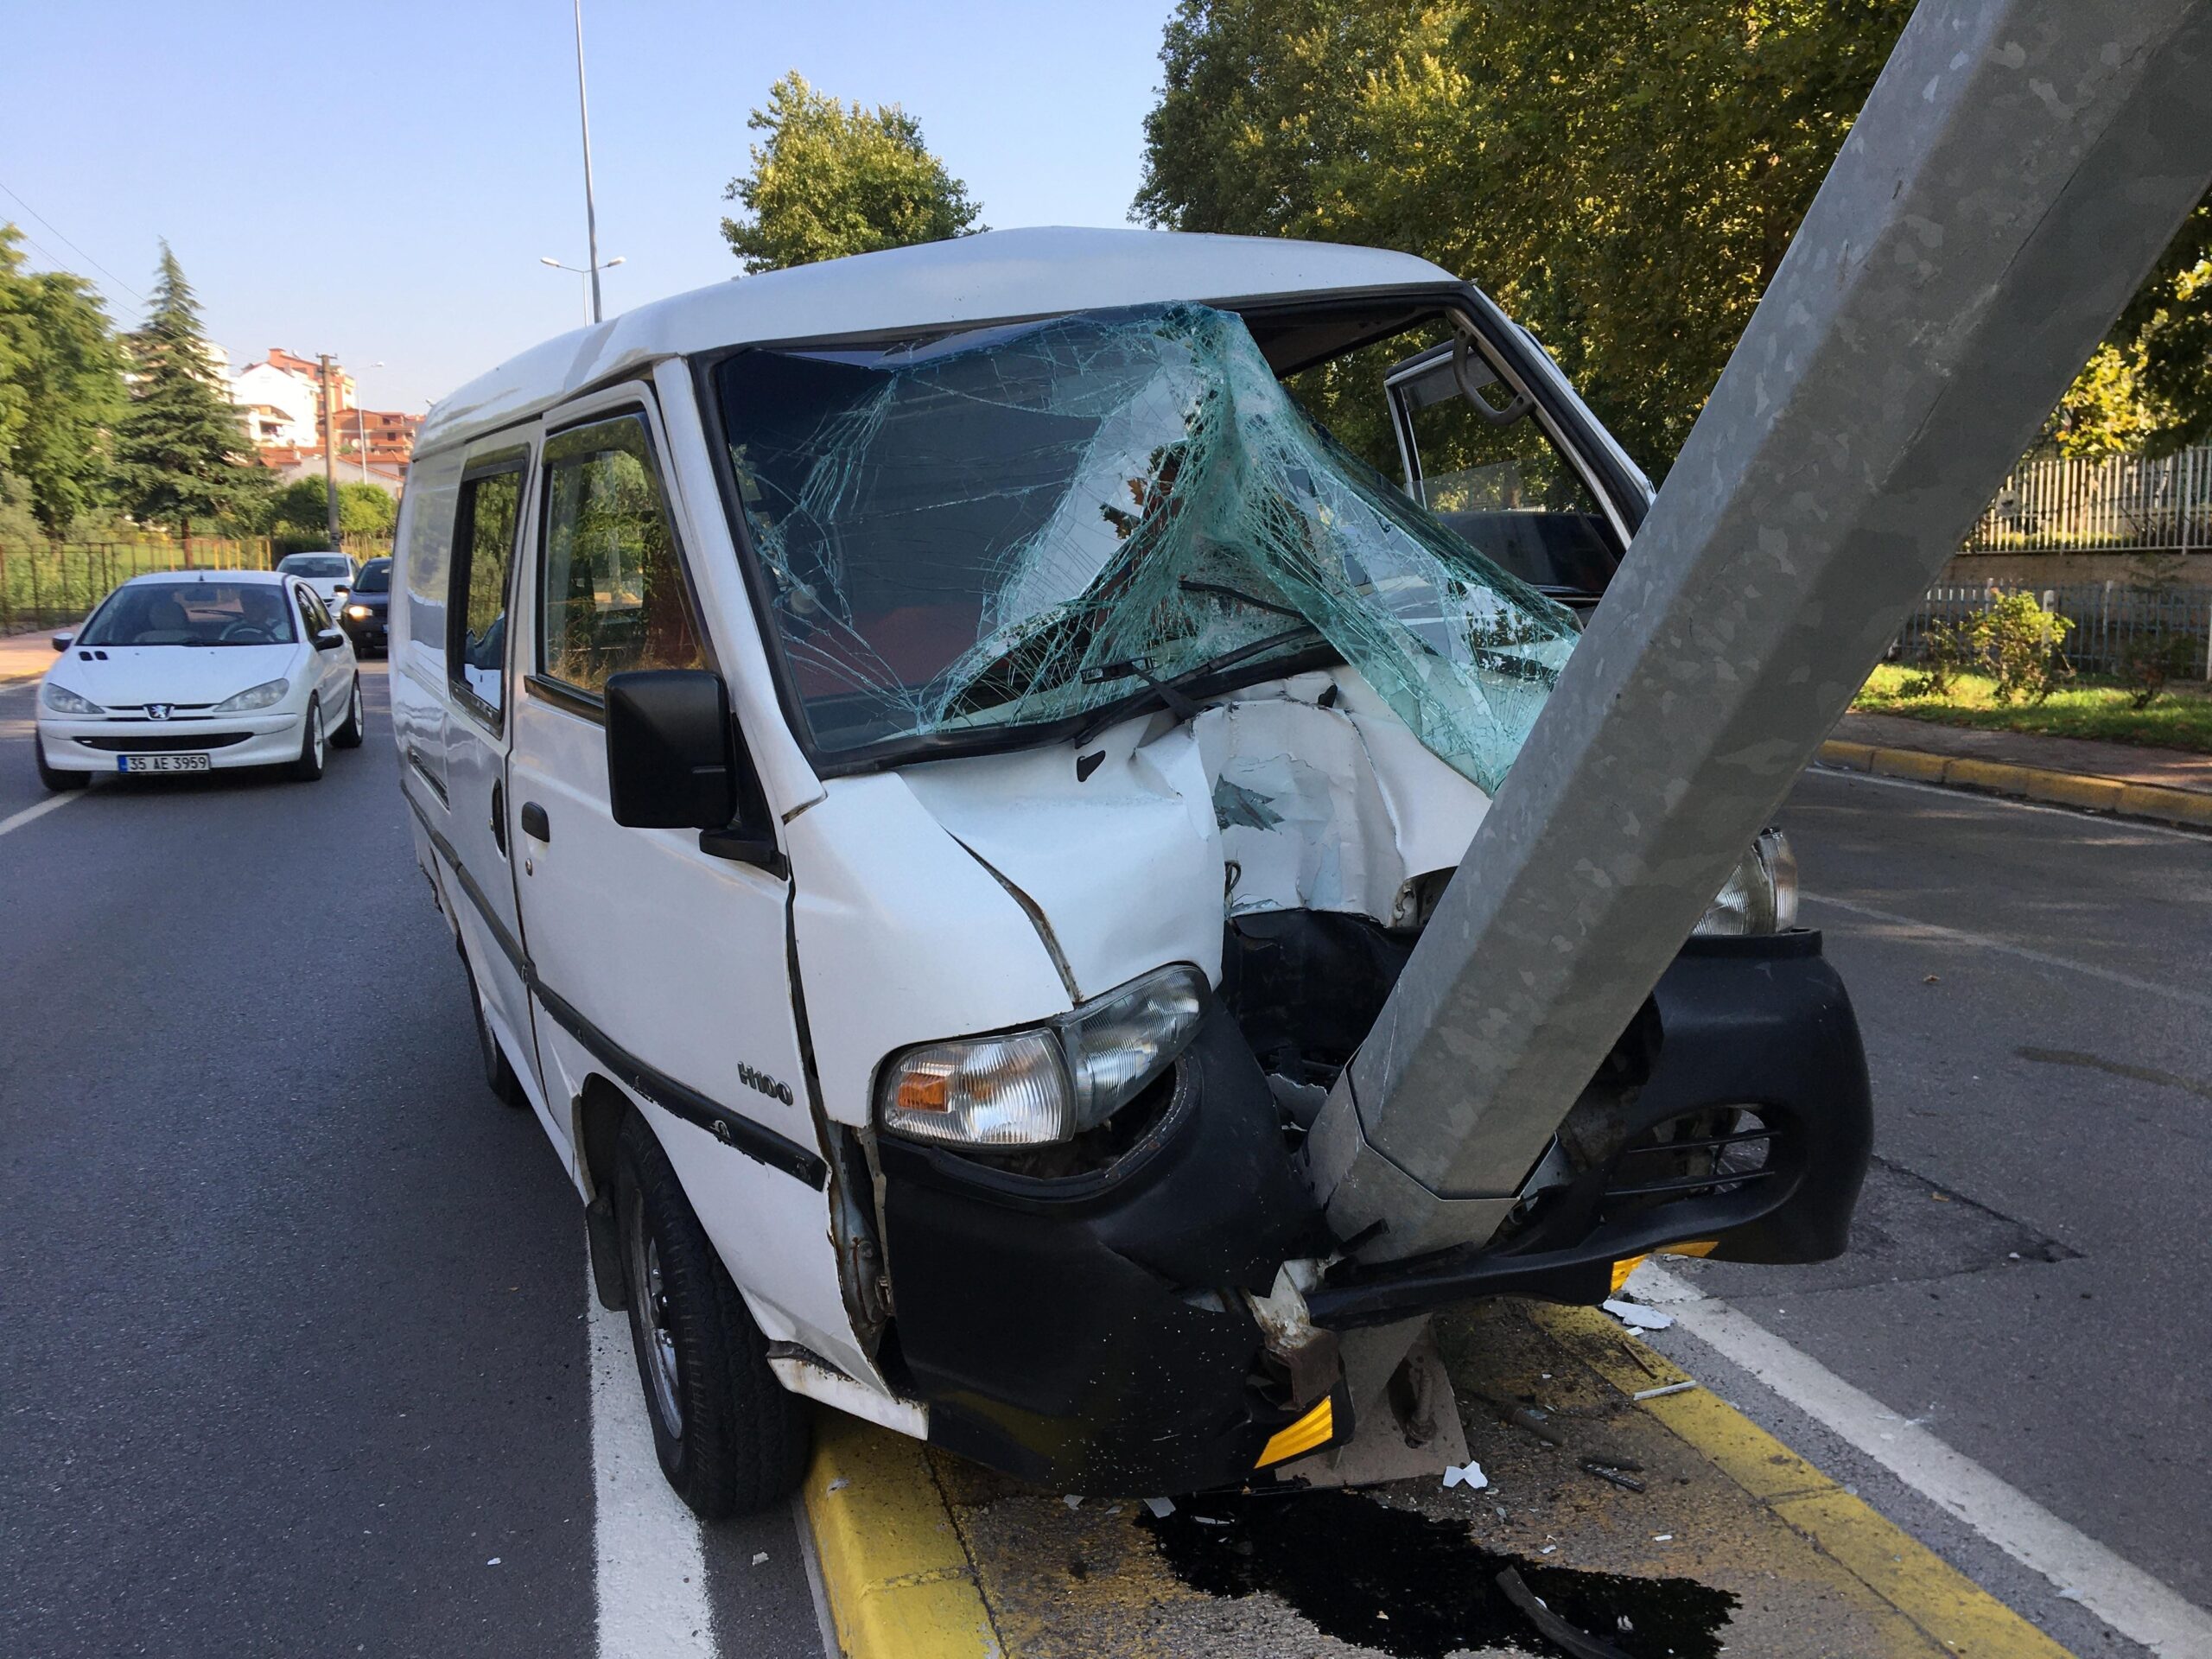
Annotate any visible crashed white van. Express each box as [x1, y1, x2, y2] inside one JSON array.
[[391, 228, 1869, 1516]]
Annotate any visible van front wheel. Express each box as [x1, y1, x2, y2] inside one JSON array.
[[614, 1111, 809, 1519]]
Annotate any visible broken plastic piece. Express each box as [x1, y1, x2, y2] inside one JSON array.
[[1063, 1494, 1084, 1510], [1441, 1459, 1489, 1491], [1603, 1299, 1675, 1332], [719, 304, 1578, 790], [1145, 1496, 1176, 1518]]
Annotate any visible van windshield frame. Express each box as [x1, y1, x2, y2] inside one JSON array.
[[696, 287, 1639, 783]]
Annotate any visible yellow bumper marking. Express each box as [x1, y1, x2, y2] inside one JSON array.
[[1255, 1395, 1335, 1468]]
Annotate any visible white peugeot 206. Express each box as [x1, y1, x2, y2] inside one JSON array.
[[35, 569, 365, 790]]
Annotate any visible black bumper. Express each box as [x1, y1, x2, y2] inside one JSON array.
[[877, 931, 1872, 1491], [340, 616, 388, 652]]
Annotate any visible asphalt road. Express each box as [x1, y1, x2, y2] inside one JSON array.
[[4, 664, 2205, 1656], [0, 665, 823, 1659], [1675, 766, 2212, 1620]]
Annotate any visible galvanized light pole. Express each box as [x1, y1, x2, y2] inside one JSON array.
[[1310, 0, 2212, 1261], [540, 254, 625, 327], [573, 0, 604, 326]]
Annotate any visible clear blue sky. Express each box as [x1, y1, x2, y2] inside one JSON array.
[[0, 1, 1179, 411]]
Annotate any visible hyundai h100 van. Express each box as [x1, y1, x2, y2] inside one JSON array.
[[391, 228, 1871, 1516]]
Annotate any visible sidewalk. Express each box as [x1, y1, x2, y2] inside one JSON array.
[[1823, 711, 2210, 829], [1834, 710, 2212, 795], [0, 626, 68, 686]]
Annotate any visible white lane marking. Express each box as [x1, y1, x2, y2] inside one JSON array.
[[1633, 1264, 2212, 1658], [1800, 890, 2212, 1014], [589, 1251, 716, 1658], [1805, 765, 2212, 843], [0, 791, 81, 840]]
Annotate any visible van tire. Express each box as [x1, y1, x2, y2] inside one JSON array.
[[288, 696, 326, 782], [615, 1111, 809, 1519], [461, 948, 528, 1109], [332, 675, 365, 748]]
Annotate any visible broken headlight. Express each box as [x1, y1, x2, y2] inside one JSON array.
[[877, 965, 1207, 1147], [1693, 827, 1798, 937]]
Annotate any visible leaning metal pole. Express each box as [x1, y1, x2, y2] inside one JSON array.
[[1311, 0, 2212, 1258]]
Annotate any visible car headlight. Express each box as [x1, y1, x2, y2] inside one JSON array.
[[212, 677, 291, 714], [1694, 827, 1798, 937], [878, 964, 1207, 1147], [345, 603, 372, 620], [41, 681, 104, 716]]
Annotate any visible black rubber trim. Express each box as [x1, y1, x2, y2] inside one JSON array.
[[532, 982, 827, 1188], [400, 785, 828, 1190]]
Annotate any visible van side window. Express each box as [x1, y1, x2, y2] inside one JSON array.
[[538, 414, 704, 698], [448, 467, 524, 726]]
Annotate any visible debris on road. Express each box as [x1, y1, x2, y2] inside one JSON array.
[[1063, 1494, 1084, 1510], [1442, 1459, 1490, 1491], [751, 1552, 769, 1566], [1507, 1403, 1567, 1446], [1497, 1566, 1636, 1659], [1603, 1299, 1675, 1332], [1581, 1461, 1647, 1494], [1145, 1496, 1176, 1518], [1631, 1381, 1699, 1402]]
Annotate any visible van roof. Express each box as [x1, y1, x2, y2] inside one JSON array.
[[419, 226, 1458, 456]]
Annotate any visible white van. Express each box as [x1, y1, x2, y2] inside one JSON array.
[[391, 228, 1871, 1516]]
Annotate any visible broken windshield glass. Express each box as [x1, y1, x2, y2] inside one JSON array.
[[713, 302, 1579, 792]]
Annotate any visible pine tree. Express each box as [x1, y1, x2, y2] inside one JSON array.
[[111, 242, 265, 553]]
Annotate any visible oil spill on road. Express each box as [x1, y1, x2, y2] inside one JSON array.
[[1141, 1488, 1736, 1658]]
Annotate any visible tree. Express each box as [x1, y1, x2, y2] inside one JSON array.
[[111, 242, 266, 548], [1135, 2, 2208, 476], [721, 72, 983, 273], [10, 266, 127, 543], [270, 476, 394, 537], [0, 226, 30, 467]]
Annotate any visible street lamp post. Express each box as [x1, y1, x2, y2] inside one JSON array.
[[540, 254, 624, 326], [573, 0, 604, 325], [355, 360, 385, 485]]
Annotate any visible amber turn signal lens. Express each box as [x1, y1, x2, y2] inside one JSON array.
[[895, 1075, 950, 1112]]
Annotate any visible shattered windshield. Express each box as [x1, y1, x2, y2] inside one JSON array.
[[713, 302, 1578, 791]]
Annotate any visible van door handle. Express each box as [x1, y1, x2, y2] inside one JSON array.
[[520, 801, 551, 842], [491, 781, 506, 855]]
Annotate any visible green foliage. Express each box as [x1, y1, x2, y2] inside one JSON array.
[[1859, 663, 2212, 755], [1903, 592, 2075, 705], [1136, 5, 2211, 476], [2114, 552, 2198, 709], [1136, 0, 1914, 478], [269, 476, 396, 537], [111, 243, 268, 542], [721, 72, 983, 273], [0, 225, 130, 543]]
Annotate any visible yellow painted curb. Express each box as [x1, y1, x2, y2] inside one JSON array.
[[1818, 739, 2211, 830], [801, 1409, 1002, 1659], [1537, 1305, 2076, 1659]]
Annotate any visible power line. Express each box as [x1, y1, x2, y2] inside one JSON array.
[[0, 178, 146, 305]]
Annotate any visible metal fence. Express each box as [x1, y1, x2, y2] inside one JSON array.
[[1964, 444, 2212, 553], [1898, 581, 2212, 680], [0, 533, 394, 634]]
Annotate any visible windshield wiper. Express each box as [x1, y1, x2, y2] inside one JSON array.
[[1071, 621, 1324, 747]]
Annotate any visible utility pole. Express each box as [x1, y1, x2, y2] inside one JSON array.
[[1309, 0, 2212, 1262], [574, 0, 603, 326], [317, 353, 340, 544]]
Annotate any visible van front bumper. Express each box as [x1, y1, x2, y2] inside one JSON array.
[[875, 931, 1872, 1494]]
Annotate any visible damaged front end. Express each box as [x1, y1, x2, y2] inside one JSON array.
[[714, 297, 1872, 1492]]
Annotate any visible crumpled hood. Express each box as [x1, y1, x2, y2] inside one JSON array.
[[48, 644, 303, 709], [898, 721, 1225, 1003]]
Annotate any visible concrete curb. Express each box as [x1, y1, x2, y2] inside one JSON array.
[[793, 1309, 2078, 1659], [1819, 739, 2212, 830], [800, 1408, 1003, 1659]]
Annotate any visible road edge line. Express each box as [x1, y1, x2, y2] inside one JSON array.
[[1535, 1300, 2083, 1659], [799, 1409, 1001, 1659], [1818, 739, 2212, 830]]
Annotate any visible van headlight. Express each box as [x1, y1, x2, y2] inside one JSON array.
[[1694, 827, 1798, 937], [41, 681, 104, 716], [878, 965, 1207, 1147], [213, 677, 291, 714]]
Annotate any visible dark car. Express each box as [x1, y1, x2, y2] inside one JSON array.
[[338, 557, 391, 656]]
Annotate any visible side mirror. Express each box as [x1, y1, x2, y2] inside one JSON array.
[[314, 628, 346, 652], [606, 669, 739, 830], [51, 632, 73, 653]]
